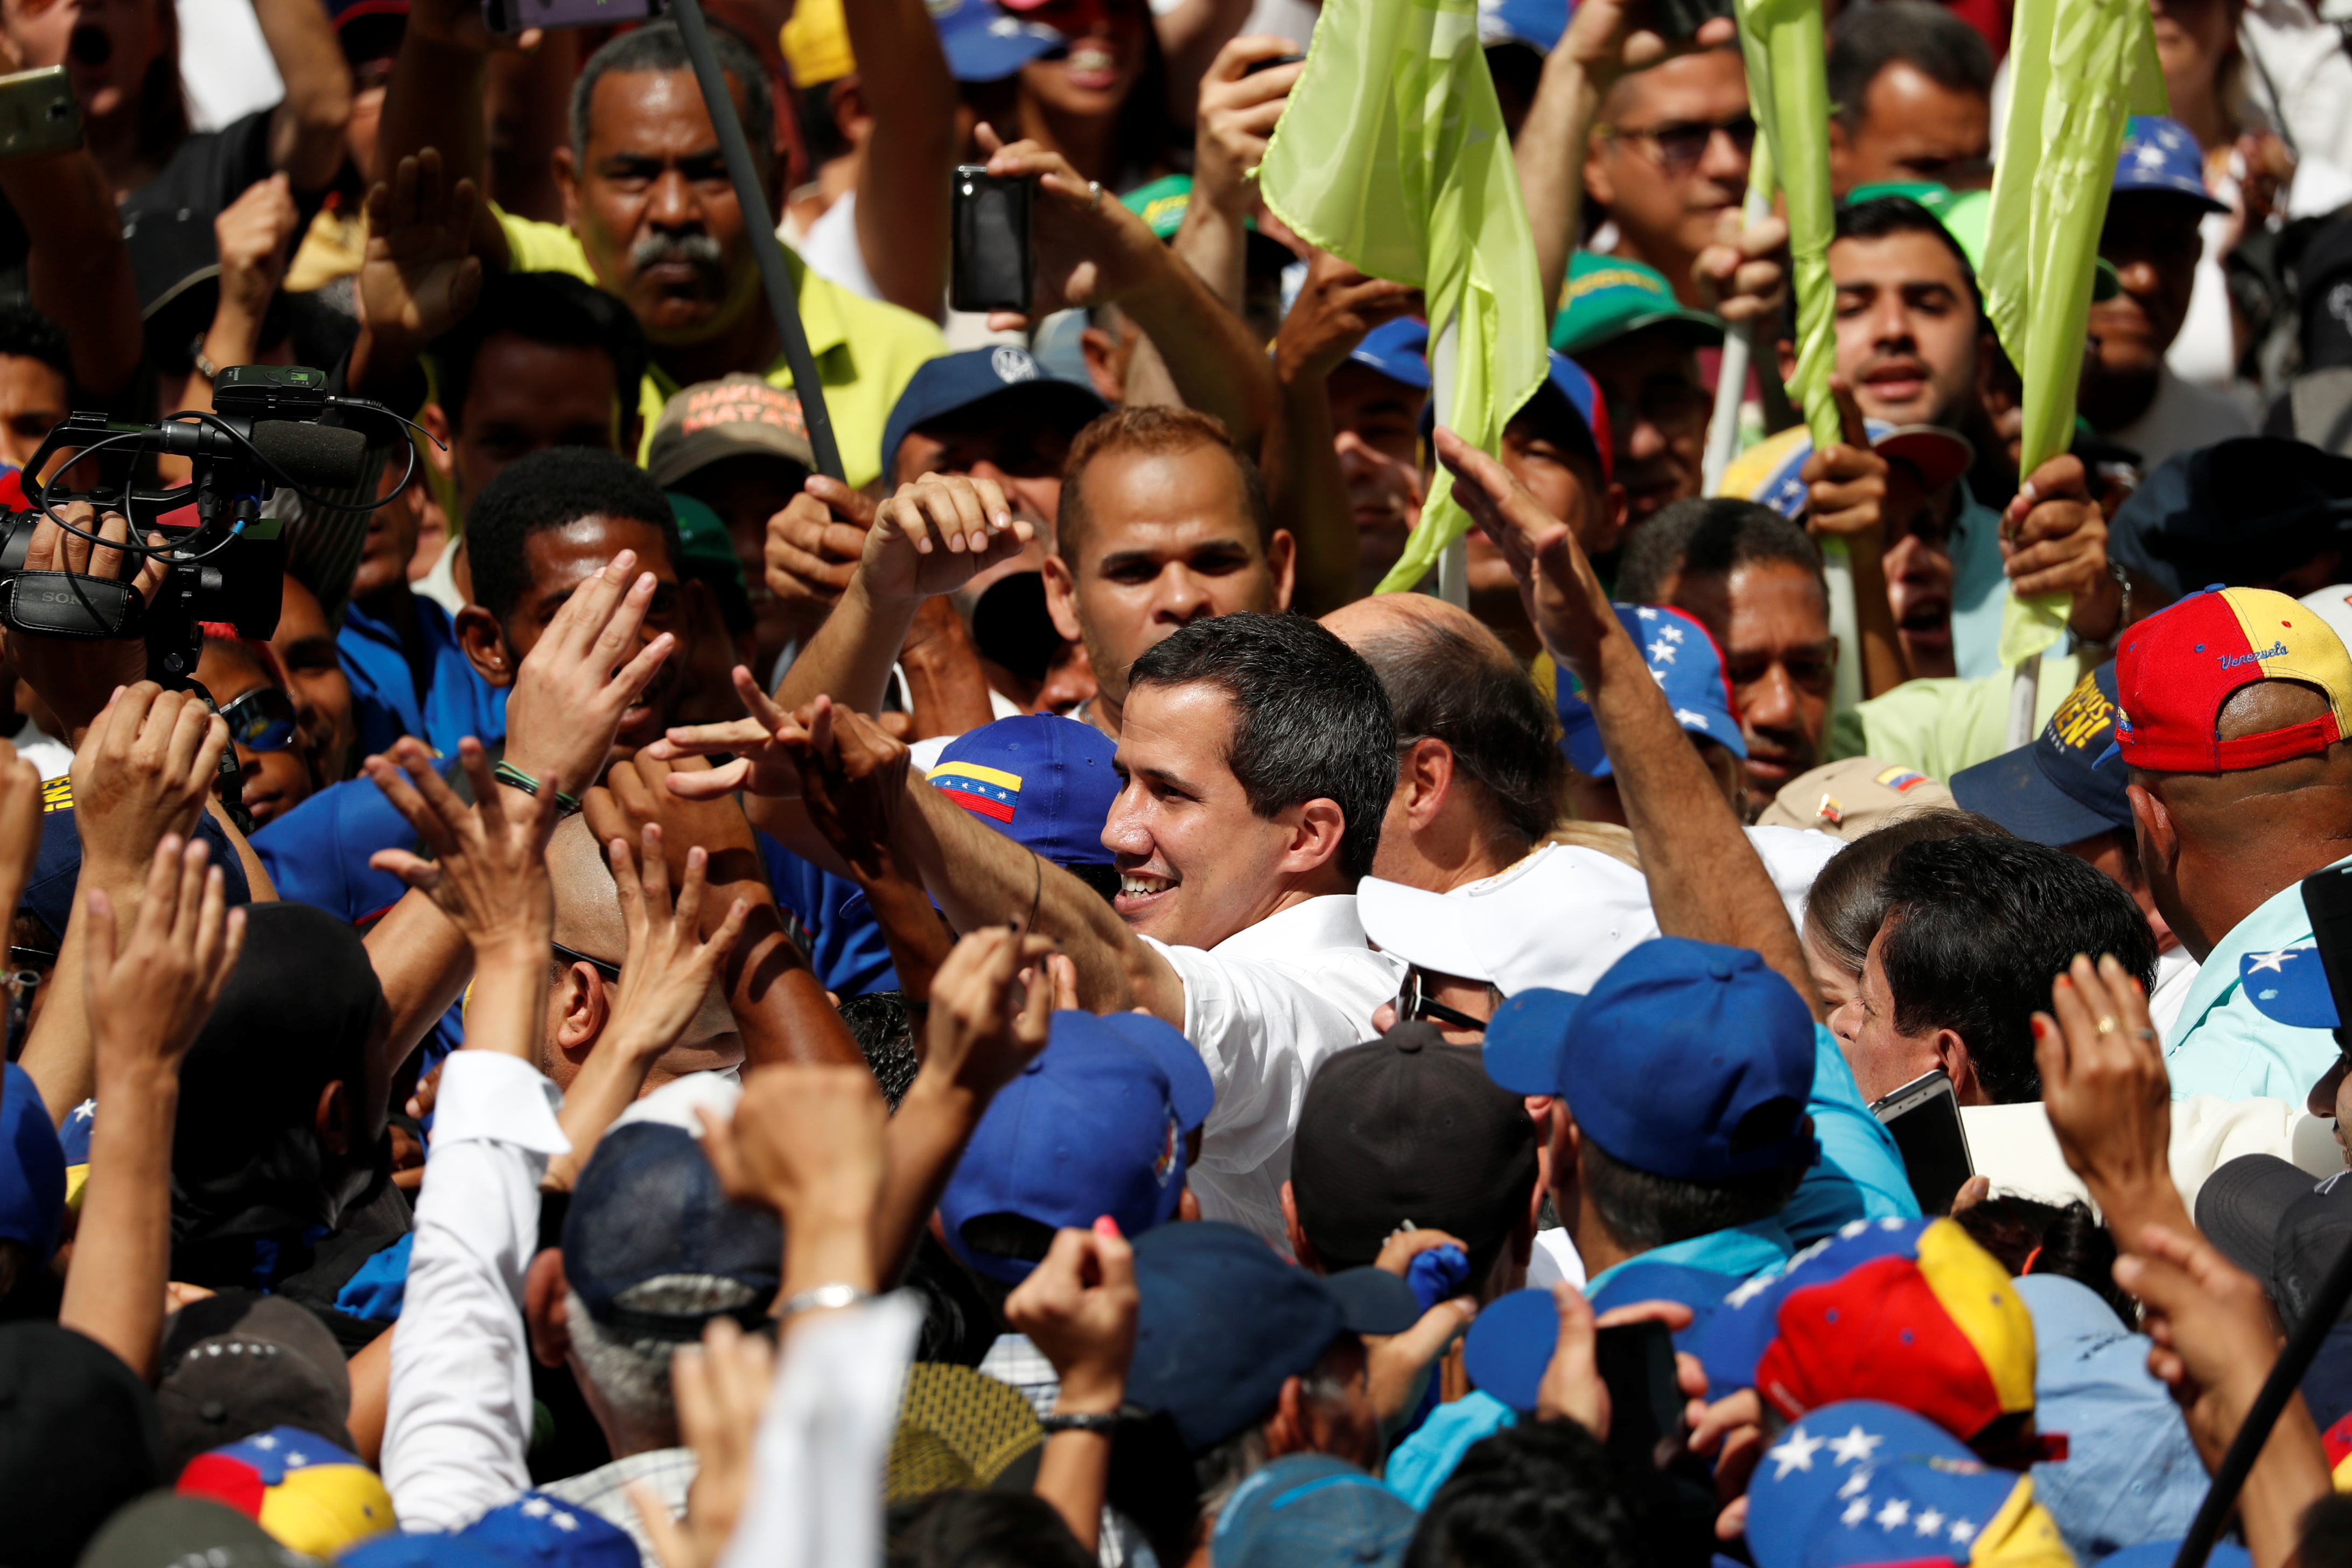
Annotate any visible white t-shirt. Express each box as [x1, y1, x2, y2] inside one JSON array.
[[2104, 364, 2258, 473], [2148, 944, 2201, 1045], [1142, 894, 1408, 1245]]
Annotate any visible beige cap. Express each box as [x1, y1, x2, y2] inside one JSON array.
[[647, 373, 815, 489], [1754, 756, 1955, 842]]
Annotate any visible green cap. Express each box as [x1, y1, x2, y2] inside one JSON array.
[[1549, 251, 1724, 358], [1123, 174, 1196, 241], [667, 492, 749, 593], [1844, 181, 2118, 302]]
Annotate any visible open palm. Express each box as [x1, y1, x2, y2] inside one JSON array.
[[360, 147, 485, 356]]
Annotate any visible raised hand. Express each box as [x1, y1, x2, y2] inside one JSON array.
[[1005, 1225, 1139, 1415], [365, 736, 558, 958], [922, 925, 1057, 1101], [606, 825, 752, 1046], [499, 549, 677, 796], [207, 174, 301, 361], [1558, 0, 1736, 85], [783, 698, 913, 877], [585, 753, 767, 907], [353, 149, 485, 391], [1193, 36, 1304, 212], [2034, 951, 2184, 1242], [83, 834, 246, 1075], [1275, 249, 1424, 387], [71, 684, 230, 891], [857, 473, 1033, 604], [1693, 211, 1790, 326], [1800, 380, 1891, 540], [1432, 426, 1618, 680], [766, 479, 877, 620], [632, 1317, 776, 1568], [973, 124, 1166, 330], [2001, 453, 2120, 642], [699, 1063, 888, 1296]]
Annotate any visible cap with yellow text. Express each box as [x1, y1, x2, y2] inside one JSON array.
[[2115, 585, 2352, 773]]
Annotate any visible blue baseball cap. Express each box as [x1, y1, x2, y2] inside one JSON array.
[[1744, 1400, 2048, 1568], [940, 1009, 1214, 1284], [2238, 942, 2340, 1027], [2113, 117, 2228, 213], [1482, 938, 1818, 1181], [880, 346, 1109, 487], [1731, 419, 1977, 522], [928, 713, 1120, 868], [928, 0, 1063, 82], [1558, 604, 1745, 778], [1477, 0, 1567, 50], [1948, 662, 2130, 845], [1210, 1454, 1417, 1568], [1427, 352, 1611, 481], [1347, 318, 1431, 390], [457, 1492, 640, 1568], [1127, 1221, 1421, 1452], [562, 1116, 782, 1341], [0, 1062, 62, 1262]]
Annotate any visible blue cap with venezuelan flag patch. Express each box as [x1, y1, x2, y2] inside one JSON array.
[[928, 715, 1120, 868], [1745, 1400, 2074, 1568]]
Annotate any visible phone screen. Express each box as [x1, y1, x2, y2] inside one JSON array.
[[951, 167, 1032, 316], [1872, 1069, 1973, 1216]]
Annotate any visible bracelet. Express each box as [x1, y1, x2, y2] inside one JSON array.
[[780, 1283, 872, 1319], [188, 332, 222, 383], [1039, 1411, 1121, 1435], [492, 760, 584, 818]]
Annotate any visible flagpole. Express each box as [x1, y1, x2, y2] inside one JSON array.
[[1431, 319, 1468, 607], [1703, 176, 1776, 494]]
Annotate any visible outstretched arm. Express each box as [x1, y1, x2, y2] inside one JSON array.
[[845, 0, 956, 318], [1436, 427, 1820, 1015], [374, 0, 512, 267], [255, 0, 353, 191]]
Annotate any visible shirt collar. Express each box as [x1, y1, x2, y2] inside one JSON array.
[[1208, 894, 1371, 958], [2169, 852, 2352, 1041]]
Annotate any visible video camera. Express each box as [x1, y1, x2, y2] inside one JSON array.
[[0, 364, 411, 688]]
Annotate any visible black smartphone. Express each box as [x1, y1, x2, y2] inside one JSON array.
[[484, 0, 659, 36], [1241, 52, 1306, 75], [1871, 1067, 1974, 1216], [1646, 0, 1734, 41], [1595, 1319, 1719, 1568], [2301, 863, 2352, 1040], [950, 165, 1032, 316], [1593, 1319, 1683, 1464]]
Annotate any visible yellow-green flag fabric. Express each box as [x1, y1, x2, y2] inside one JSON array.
[[1257, 0, 1548, 596], [1979, 0, 2165, 664], [1735, 0, 1838, 456]]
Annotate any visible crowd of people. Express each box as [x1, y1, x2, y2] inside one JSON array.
[[4, 0, 2352, 1562]]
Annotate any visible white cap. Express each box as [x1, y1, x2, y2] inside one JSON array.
[[1357, 841, 1661, 995], [612, 1069, 741, 1137], [1359, 830, 1839, 996]]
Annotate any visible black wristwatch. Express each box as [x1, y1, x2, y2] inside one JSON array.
[[1039, 1411, 1121, 1435]]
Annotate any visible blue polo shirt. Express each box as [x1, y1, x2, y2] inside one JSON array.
[[339, 593, 507, 761]]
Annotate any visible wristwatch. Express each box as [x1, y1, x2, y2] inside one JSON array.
[[188, 333, 223, 383], [1038, 1411, 1121, 1435]]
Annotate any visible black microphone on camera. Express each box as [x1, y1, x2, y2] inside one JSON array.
[[248, 420, 370, 491]]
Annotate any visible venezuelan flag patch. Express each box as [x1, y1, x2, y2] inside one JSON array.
[[929, 761, 1021, 823]]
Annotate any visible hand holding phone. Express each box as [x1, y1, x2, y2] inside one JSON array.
[[1870, 1067, 1975, 1216], [950, 165, 1033, 317]]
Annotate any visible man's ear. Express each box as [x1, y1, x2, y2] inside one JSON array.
[[1178, 1186, 1202, 1222], [554, 145, 580, 234], [1284, 798, 1349, 879], [2128, 781, 2176, 878], [315, 1080, 353, 1157], [1041, 554, 1087, 644], [1584, 142, 1615, 209], [1933, 1030, 1985, 1105], [552, 966, 611, 1058], [1826, 118, 1853, 188], [1400, 737, 1455, 829], [1281, 1181, 1321, 1272], [1266, 529, 1298, 613], [1265, 1377, 1308, 1459], [524, 1248, 572, 1368], [419, 404, 456, 485], [455, 605, 516, 688]]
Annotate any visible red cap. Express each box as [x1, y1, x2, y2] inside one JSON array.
[[2115, 586, 2352, 773]]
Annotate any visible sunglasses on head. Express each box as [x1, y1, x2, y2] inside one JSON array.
[[218, 685, 299, 754]]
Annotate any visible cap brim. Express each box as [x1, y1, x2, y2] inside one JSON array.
[[1480, 989, 1583, 1096], [943, 27, 1060, 82], [1095, 1011, 1215, 1130], [1322, 1265, 1422, 1336], [1356, 877, 1502, 983], [1873, 424, 1975, 492], [2195, 1153, 2321, 1286], [1948, 747, 2126, 846], [1460, 1286, 1557, 1413], [1552, 307, 1723, 359]]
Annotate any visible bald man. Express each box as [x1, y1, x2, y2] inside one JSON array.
[[1321, 595, 1566, 892], [544, 818, 745, 1090]]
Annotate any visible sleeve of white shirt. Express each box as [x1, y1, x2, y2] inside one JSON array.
[[1138, 937, 1363, 1175], [383, 1051, 572, 1533], [717, 1292, 923, 1568]]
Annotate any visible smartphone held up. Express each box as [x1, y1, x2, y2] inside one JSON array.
[[951, 164, 1033, 316]]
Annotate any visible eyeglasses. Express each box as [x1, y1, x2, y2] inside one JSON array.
[[551, 940, 623, 983], [1597, 112, 1758, 174], [218, 685, 298, 754], [1395, 969, 1490, 1034]]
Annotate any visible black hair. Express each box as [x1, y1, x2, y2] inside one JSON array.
[[467, 446, 682, 627], [571, 20, 774, 175], [1829, 0, 1994, 129], [1954, 1193, 2136, 1326], [884, 1490, 1094, 1568], [1879, 835, 2159, 1103], [1405, 1419, 1642, 1568], [1128, 613, 1398, 883], [1352, 617, 1565, 853], [796, 81, 853, 170], [430, 270, 648, 432], [1579, 1135, 1809, 1251], [1834, 194, 1984, 316], [0, 299, 72, 386], [2301, 1496, 2352, 1568], [1803, 808, 2012, 977], [1617, 496, 1826, 606], [840, 991, 920, 1110]]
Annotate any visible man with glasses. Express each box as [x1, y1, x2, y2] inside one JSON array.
[[1551, 253, 1724, 532], [1583, 47, 1754, 312]]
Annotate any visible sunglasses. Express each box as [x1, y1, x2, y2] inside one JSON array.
[[218, 685, 299, 754], [1598, 111, 1759, 174], [552, 940, 624, 983], [1395, 969, 1490, 1034]]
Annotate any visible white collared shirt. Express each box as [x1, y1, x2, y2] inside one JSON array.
[[1141, 894, 1407, 1245]]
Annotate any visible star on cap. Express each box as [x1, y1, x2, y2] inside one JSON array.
[[1724, 1273, 1776, 1308], [1838, 1470, 1873, 1500], [1828, 1426, 1883, 1466], [253, 1434, 279, 1451], [1949, 1517, 1979, 1545], [1767, 1428, 1825, 1479], [1877, 1499, 1912, 1530], [1915, 1508, 1946, 1537], [2246, 947, 2299, 974], [1649, 664, 1670, 687], [1660, 623, 1685, 644], [1647, 639, 1678, 664], [521, 1499, 552, 1518], [551, 1512, 579, 1532], [2135, 142, 2167, 167], [1636, 606, 1659, 620], [283, 1453, 309, 1468], [1675, 708, 1711, 729], [1842, 1495, 1873, 1527]]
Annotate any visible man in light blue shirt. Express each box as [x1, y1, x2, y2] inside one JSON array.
[[2113, 584, 2352, 1102]]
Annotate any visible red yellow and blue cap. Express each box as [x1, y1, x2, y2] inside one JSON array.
[[1745, 1400, 2074, 1568], [2115, 585, 2352, 773], [1695, 1217, 2036, 1446], [176, 1426, 392, 1556], [927, 714, 1121, 869]]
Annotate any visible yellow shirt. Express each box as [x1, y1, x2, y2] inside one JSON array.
[[494, 208, 945, 491]]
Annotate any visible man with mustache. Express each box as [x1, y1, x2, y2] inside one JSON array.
[[378, 6, 946, 490]]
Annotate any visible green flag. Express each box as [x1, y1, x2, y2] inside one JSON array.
[[1735, 0, 1838, 456], [1978, 0, 2164, 665], [1257, 0, 1548, 597]]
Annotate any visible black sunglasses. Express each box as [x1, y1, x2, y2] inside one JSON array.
[[551, 940, 623, 983], [219, 685, 298, 754], [1396, 969, 1489, 1034]]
